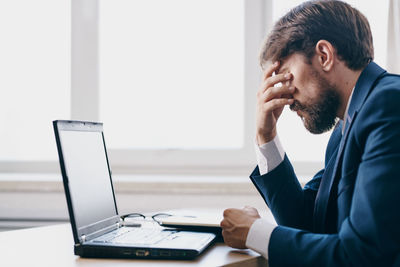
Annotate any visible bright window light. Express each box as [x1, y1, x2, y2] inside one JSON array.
[[99, 0, 245, 150], [0, 0, 70, 161]]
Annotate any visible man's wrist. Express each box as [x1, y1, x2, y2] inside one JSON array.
[[256, 132, 276, 146], [245, 218, 277, 259], [255, 135, 285, 175]]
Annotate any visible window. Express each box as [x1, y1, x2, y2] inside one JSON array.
[[99, 0, 245, 150], [0, 0, 70, 162], [75, 0, 266, 171], [0, 0, 393, 175]]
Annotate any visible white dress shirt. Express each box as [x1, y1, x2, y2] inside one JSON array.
[[245, 135, 284, 258], [247, 87, 355, 259]]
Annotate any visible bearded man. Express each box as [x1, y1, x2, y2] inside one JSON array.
[[220, 1, 400, 266]]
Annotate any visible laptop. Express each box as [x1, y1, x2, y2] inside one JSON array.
[[53, 120, 216, 259]]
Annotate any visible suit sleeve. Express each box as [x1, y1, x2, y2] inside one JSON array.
[[249, 123, 342, 231], [250, 157, 322, 231], [267, 86, 400, 266]]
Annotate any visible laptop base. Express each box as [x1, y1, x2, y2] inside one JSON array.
[[75, 241, 215, 260]]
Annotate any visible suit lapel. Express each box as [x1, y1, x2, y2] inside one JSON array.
[[316, 112, 357, 233], [313, 62, 386, 233], [313, 125, 341, 233], [329, 112, 357, 195]]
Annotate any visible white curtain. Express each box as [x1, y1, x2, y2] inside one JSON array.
[[387, 0, 400, 74]]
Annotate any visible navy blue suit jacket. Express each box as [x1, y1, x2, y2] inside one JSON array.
[[250, 62, 400, 266]]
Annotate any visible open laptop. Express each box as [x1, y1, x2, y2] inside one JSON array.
[[53, 120, 216, 259]]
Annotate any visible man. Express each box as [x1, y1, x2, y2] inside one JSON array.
[[220, 1, 400, 266]]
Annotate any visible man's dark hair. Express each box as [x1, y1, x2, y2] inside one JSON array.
[[260, 0, 374, 70]]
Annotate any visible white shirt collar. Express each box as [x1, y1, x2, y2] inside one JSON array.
[[342, 87, 355, 135]]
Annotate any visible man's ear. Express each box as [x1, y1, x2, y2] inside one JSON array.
[[315, 40, 335, 72]]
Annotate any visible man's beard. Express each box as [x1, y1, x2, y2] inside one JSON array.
[[289, 71, 341, 134]]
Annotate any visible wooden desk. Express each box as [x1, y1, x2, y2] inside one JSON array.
[[0, 224, 268, 267]]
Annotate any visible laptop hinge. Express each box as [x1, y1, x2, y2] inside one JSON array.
[[79, 222, 120, 243]]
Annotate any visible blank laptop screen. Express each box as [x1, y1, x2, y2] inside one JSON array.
[[59, 129, 117, 229]]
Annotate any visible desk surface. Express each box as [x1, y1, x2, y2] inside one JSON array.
[[0, 224, 267, 267]]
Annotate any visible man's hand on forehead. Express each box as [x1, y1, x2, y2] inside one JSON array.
[[256, 60, 294, 145]]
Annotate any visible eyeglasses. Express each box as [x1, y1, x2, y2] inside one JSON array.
[[120, 212, 172, 225]]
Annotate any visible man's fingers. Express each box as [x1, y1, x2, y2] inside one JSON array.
[[263, 61, 280, 80], [259, 72, 292, 94], [267, 72, 292, 88], [223, 208, 241, 218], [221, 208, 236, 229], [264, 98, 294, 111], [262, 85, 295, 102], [220, 219, 232, 229], [221, 230, 232, 245]]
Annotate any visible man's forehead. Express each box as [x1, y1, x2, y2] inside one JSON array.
[[275, 60, 290, 75], [267, 53, 307, 73], [277, 64, 289, 74], [278, 54, 296, 71], [261, 59, 287, 72]]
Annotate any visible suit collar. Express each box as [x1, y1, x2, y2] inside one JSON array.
[[342, 87, 354, 135], [346, 62, 386, 121]]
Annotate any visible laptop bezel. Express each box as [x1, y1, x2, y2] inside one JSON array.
[[53, 120, 120, 244]]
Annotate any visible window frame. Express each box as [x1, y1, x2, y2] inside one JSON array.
[[71, 0, 271, 173], [0, 0, 325, 176]]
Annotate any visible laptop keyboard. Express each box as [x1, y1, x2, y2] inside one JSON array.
[[92, 227, 176, 245]]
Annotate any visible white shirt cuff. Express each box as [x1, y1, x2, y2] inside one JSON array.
[[255, 135, 285, 175], [245, 218, 277, 259]]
